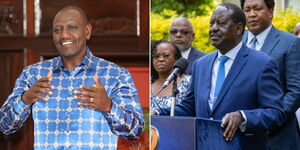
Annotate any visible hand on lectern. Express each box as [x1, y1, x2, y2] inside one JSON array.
[[221, 112, 243, 141]]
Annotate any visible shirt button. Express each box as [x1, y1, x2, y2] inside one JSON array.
[[209, 117, 213, 120]]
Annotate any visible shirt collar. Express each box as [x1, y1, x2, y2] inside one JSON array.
[[181, 47, 191, 60], [217, 41, 243, 61], [52, 47, 94, 71], [247, 25, 272, 47]]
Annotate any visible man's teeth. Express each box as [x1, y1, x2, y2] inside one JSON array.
[[62, 41, 73, 45]]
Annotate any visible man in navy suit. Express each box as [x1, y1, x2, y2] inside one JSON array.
[[169, 17, 205, 75], [241, 0, 300, 149], [158, 3, 285, 149]]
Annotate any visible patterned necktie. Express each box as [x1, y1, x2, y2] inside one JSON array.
[[250, 36, 257, 50], [212, 55, 229, 109]]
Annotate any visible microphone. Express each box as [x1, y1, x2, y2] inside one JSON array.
[[161, 58, 188, 89], [153, 58, 188, 115]]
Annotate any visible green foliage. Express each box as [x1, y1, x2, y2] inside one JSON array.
[[272, 8, 300, 33], [151, 0, 214, 16], [151, 7, 300, 54], [151, 10, 215, 53]]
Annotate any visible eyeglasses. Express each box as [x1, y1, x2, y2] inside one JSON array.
[[169, 29, 192, 35]]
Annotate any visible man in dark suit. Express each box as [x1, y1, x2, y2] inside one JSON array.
[[169, 17, 205, 75], [241, 0, 300, 149], [158, 3, 285, 149]]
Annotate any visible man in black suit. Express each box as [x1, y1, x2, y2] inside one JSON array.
[[169, 17, 205, 75]]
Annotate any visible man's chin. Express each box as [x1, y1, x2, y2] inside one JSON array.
[[248, 26, 261, 35], [211, 40, 220, 48], [177, 45, 189, 52], [58, 51, 76, 59]]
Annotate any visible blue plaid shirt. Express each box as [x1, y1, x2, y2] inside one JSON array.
[[0, 48, 144, 149]]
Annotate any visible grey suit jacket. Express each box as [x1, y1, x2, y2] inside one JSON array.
[[243, 26, 300, 150]]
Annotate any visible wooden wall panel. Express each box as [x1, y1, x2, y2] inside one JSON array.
[[38, 0, 137, 37], [0, 0, 23, 37]]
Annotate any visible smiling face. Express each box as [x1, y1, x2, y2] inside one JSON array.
[[209, 6, 242, 53], [152, 43, 177, 75], [243, 0, 273, 35], [53, 8, 92, 60], [169, 18, 194, 52]]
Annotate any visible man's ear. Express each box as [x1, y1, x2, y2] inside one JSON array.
[[86, 23, 92, 40], [268, 8, 274, 19], [236, 23, 244, 36]]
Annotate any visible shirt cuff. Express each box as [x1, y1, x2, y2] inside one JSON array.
[[153, 110, 160, 115], [15, 95, 31, 113], [103, 101, 118, 118], [239, 110, 247, 132]]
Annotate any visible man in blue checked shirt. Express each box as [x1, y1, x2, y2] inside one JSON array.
[[0, 6, 144, 149]]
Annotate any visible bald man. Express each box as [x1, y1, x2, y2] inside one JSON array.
[[0, 6, 144, 149], [294, 23, 300, 38], [169, 17, 205, 75]]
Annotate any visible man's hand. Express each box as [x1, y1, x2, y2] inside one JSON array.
[[75, 75, 112, 112], [221, 112, 244, 141], [22, 70, 54, 105]]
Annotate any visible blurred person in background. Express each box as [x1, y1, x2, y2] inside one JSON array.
[[150, 40, 191, 112], [169, 17, 205, 75]]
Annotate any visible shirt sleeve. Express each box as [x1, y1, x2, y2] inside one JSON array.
[[0, 67, 32, 135], [102, 68, 144, 140], [239, 110, 247, 132]]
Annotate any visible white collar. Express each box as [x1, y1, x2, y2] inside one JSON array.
[[247, 25, 272, 49], [181, 47, 192, 60], [217, 41, 243, 61]]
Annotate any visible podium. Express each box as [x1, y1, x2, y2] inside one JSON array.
[[151, 116, 242, 150]]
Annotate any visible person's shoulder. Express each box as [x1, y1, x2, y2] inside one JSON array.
[[91, 56, 129, 74], [25, 56, 60, 70], [246, 46, 274, 62], [193, 50, 216, 64], [273, 27, 298, 41], [191, 47, 206, 56]]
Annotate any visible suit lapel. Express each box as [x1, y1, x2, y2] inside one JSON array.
[[260, 26, 279, 54], [203, 52, 218, 114], [210, 45, 249, 115], [188, 48, 196, 61]]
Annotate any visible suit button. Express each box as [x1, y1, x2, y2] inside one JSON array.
[[209, 117, 213, 120]]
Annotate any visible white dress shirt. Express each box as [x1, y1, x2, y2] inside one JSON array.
[[246, 25, 272, 51], [181, 47, 191, 60]]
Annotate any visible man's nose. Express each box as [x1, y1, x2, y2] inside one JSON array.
[[60, 28, 70, 39], [249, 9, 256, 17], [210, 23, 218, 32], [175, 31, 183, 37]]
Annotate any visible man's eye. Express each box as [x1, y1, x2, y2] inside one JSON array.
[[255, 8, 262, 11], [68, 25, 77, 30], [53, 28, 62, 34], [170, 30, 178, 35]]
